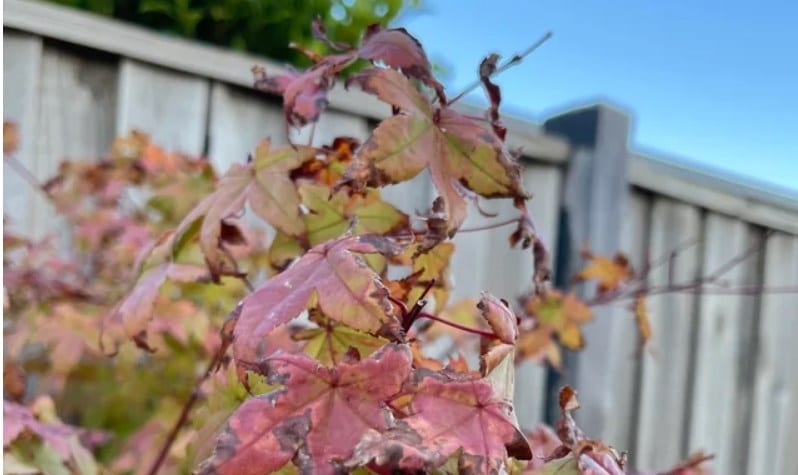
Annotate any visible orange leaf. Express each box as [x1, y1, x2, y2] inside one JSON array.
[[575, 252, 633, 294]]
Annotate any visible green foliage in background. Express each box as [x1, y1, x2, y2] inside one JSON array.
[[46, 0, 414, 66]]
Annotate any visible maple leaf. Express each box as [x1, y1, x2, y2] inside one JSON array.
[[235, 235, 403, 364], [174, 140, 315, 277], [477, 292, 518, 344], [349, 371, 531, 474], [574, 252, 633, 294], [256, 19, 441, 128], [298, 183, 409, 246], [253, 53, 356, 127], [522, 290, 593, 351], [342, 67, 527, 234], [102, 261, 210, 353], [357, 24, 445, 101], [292, 311, 388, 366], [197, 344, 412, 475]]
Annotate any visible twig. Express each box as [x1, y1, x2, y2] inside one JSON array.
[[146, 309, 238, 475], [416, 312, 498, 339], [457, 216, 518, 233], [703, 230, 773, 282], [447, 31, 553, 105], [5, 154, 53, 203]]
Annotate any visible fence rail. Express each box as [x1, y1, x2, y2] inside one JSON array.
[[4, 1, 798, 472]]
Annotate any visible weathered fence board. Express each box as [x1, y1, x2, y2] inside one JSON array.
[[688, 214, 759, 475], [635, 198, 703, 470], [207, 82, 286, 171], [3, 31, 43, 237], [747, 233, 798, 474], [116, 59, 209, 155], [35, 43, 118, 163], [594, 190, 651, 450]]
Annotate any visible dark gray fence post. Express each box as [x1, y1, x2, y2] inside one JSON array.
[[543, 104, 631, 436]]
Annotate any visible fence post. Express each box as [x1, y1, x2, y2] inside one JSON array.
[[542, 104, 631, 437]]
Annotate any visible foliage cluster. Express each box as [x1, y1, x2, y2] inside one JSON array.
[[4, 18, 716, 475], [44, 0, 410, 66]]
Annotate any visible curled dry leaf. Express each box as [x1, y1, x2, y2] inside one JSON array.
[[256, 20, 441, 127], [479, 53, 506, 140], [253, 54, 355, 127], [533, 386, 626, 475], [477, 292, 518, 344], [342, 67, 527, 235], [235, 235, 404, 364], [348, 371, 531, 474], [197, 344, 412, 475]]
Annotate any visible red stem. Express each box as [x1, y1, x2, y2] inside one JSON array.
[[416, 312, 498, 339], [457, 217, 518, 233]]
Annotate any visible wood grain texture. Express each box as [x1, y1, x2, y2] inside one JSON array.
[[747, 233, 798, 474], [3, 31, 43, 237], [634, 198, 703, 470], [4, 0, 572, 163], [583, 191, 650, 450], [687, 214, 759, 475], [207, 82, 286, 172], [116, 59, 209, 155]]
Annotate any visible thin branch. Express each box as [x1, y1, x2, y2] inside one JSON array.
[[457, 216, 518, 233], [448, 31, 553, 105], [146, 309, 238, 475], [703, 230, 773, 282], [416, 312, 498, 339], [5, 154, 53, 203]]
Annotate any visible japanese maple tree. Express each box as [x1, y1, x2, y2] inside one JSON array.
[[3, 18, 726, 475]]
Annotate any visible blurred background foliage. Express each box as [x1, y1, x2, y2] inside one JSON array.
[[45, 0, 420, 66]]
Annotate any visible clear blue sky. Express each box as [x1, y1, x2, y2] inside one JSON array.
[[396, 0, 798, 194]]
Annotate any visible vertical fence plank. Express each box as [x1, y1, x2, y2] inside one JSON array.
[[594, 190, 651, 450], [207, 82, 286, 172], [747, 233, 798, 474], [288, 109, 370, 146], [3, 31, 43, 237], [30, 44, 119, 240], [511, 163, 564, 429], [635, 198, 702, 470], [688, 214, 758, 475], [116, 59, 209, 155], [543, 105, 631, 435], [36, 44, 118, 162]]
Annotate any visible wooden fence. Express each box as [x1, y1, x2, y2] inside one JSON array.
[[4, 1, 797, 473]]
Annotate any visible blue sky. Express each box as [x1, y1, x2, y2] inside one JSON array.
[[397, 0, 798, 194]]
